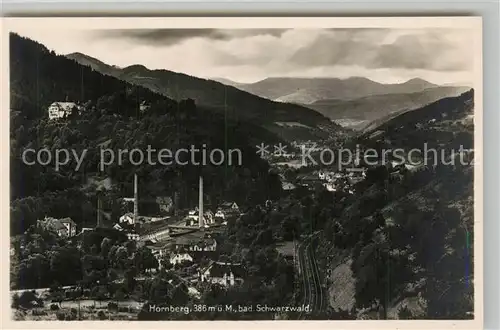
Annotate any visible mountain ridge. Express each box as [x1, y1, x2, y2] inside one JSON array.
[[65, 52, 339, 139], [235, 76, 441, 104], [304, 86, 471, 131], [10, 33, 286, 234], [210, 77, 244, 87]]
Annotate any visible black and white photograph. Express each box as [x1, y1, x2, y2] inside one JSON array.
[[4, 17, 482, 324]]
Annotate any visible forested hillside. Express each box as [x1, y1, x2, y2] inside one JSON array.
[[361, 89, 474, 151], [317, 90, 475, 319], [10, 33, 283, 235], [306, 86, 469, 131], [65, 52, 338, 135]]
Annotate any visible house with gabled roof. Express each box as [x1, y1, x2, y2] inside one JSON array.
[[219, 201, 239, 211], [216, 201, 241, 218], [199, 261, 245, 287], [144, 241, 171, 269], [47, 102, 81, 120], [60, 217, 77, 237], [169, 252, 194, 266], [173, 233, 217, 253], [37, 216, 77, 237]]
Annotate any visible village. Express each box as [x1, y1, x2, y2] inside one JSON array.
[[268, 145, 422, 197], [11, 100, 426, 320], [29, 175, 246, 289], [10, 171, 253, 320]]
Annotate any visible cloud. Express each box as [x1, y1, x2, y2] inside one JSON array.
[[370, 32, 473, 71], [289, 28, 473, 72], [11, 26, 475, 85], [93, 28, 289, 46]]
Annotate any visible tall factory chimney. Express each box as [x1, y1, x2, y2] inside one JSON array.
[[198, 176, 204, 229], [174, 192, 179, 216], [96, 194, 102, 228], [133, 173, 138, 225]]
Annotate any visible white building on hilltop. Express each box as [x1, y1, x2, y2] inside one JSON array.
[[48, 102, 81, 120]]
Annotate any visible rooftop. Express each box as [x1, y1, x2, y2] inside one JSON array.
[[49, 102, 78, 110], [60, 217, 76, 225], [145, 241, 172, 250], [204, 261, 245, 278], [174, 232, 216, 246], [136, 221, 171, 235], [220, 201, 238, 208], [39, 217, 71, 231]]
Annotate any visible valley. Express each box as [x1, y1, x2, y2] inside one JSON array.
[[9, 29, 476, 322]]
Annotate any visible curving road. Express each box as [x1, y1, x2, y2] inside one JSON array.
[[296, 231, 328, 319]]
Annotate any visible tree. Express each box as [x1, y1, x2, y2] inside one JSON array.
[[49, 281, 61, 293], [125, 240, 136, 256], [252, 228, 275, 247], [11, 293, 21, 309], [351, 230, 412, 319], [18, 253, 50, 289], [107, 268, 118, 282], [18, 290, 40, 309], [112, 246, 128, 269], [124, 267, 137, 292], [108, 301, 118, 313], [91, 285, 108, 306], [134, 247, 159, 273], [49, 246, 82, 285], [108, 245, 118, 262], [100, 237, 113, 258], [97, 310, 107, 320], [148, 279, 170, 304], [113, 287, 126, 303], [50, 289, 65, 307]]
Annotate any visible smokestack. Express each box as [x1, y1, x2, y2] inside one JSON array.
[[96, 195, 102, 227], [174, 192, 178, 216], [133, 173, 138, 224], [199, 176, 204, 229]]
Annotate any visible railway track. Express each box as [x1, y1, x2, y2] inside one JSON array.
[[296, 231, 328, 319]]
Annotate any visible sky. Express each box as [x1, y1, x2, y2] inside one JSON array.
[[10, 27, 476, 85]]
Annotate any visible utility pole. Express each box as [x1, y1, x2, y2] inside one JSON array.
[[198, 176, 204, 230], [96, 193, 102, 228], [133, 173, 138, 224]]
